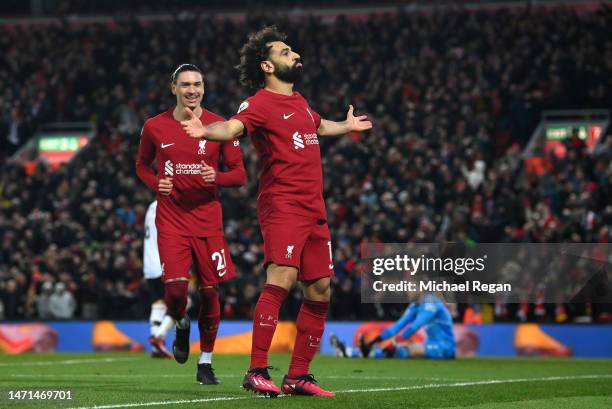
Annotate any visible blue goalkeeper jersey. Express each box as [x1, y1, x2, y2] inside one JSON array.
[[379, 293, 455, 347]]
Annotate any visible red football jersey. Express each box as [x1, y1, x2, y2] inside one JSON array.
[[232, 89, 325, 221], [136, 108, 246, 237]]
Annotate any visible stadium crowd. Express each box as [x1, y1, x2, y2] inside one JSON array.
[[0, 5, 611, 321]]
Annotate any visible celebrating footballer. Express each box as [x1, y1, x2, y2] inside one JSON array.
[[181, 26, 372, 397]]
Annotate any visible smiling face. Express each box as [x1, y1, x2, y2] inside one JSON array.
[[263, 41, 303, 84], [171, 70, 204, 110]]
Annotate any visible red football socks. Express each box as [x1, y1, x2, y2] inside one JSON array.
[[250, 284, 288, 369], [164, 281, 189, 321], [288, 299, 329, 378], [199, 287, 221, 353]]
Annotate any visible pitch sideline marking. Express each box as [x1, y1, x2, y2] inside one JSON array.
[[64, 397, 246, 409], [62, 374, 612, 409], [0, 358, 138, 367], [339, 374, 612, 393]]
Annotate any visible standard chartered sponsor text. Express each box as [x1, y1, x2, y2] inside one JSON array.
[[304, 133, 319, 145], [175, 163, 202, 175]]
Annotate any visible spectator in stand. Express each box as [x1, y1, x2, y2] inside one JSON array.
[[36, 281, 54, 319], [49, 282, 76, 319]]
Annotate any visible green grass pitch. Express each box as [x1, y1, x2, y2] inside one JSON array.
[[1, 353, 611, 408]]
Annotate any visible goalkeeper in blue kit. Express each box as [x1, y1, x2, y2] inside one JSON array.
[[331, 293, 456, 359]]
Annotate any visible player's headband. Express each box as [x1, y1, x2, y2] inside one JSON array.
[[171, 64, 202, 82]]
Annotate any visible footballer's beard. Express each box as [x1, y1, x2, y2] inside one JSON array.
[[273, 62, 303, 84]]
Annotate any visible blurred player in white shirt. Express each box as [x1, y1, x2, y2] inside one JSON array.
[[144, 200, 175, 358]]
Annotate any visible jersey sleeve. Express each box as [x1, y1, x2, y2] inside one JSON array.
[[135, 123, 158, 192], [309, 107, 322, 129], [380, 303, 418, 341], [216, 139, 247, 187], [231, 98, 267, 137], [400, 303, 437, 340]]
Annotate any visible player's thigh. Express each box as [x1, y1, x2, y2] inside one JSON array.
[[157, 231, 192, 283], [299, 222, 334, 282], [261, 214, 312, 271], [191, 236, 236, 286]]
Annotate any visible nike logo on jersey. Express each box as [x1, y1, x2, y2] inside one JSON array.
[[161, 143, 174, 148], [283, 113, 295, 119]]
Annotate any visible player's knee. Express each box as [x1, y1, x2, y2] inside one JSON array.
[[303, 277, 331, 302], [199, 286, 219, 303], [266, 264, 298, 290], [164, 281, 189, 320]]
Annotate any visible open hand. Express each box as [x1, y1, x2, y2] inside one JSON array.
[[346, 105, 372, 132]]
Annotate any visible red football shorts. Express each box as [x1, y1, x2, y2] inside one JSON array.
[[157, 231, 235, 286], [260, 213, 334, 281]]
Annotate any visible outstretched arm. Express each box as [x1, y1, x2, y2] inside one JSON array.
[[378, 303, 419, 341], [318, 105, 372, 137], [181, 107, 244, 141], [400, 304, 436, 340]]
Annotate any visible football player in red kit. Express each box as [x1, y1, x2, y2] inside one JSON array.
[[136, 64, 246, 385], [181, 28, 372, 397]]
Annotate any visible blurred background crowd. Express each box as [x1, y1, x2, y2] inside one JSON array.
[[0, 2, 611, 322]]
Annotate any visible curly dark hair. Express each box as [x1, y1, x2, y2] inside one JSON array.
[[237, 26, 287, 92]]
